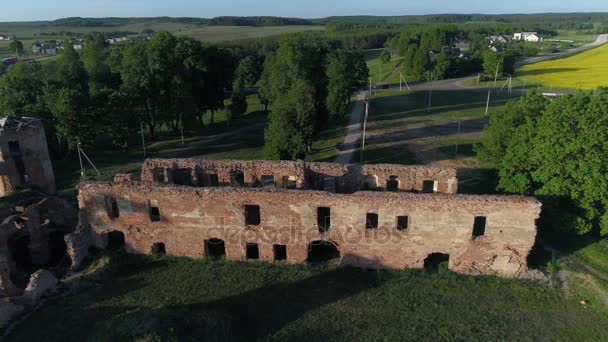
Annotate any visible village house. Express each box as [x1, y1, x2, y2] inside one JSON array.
[[31, 43, 59, 55], [513, 32, 544, 42], [0, 35, 16, 41], [487, 35, 511, 45]]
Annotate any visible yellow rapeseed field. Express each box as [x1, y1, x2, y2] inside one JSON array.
[[517, 44, 608, 90]]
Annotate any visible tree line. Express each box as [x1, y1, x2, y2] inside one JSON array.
[[476, 90, 608, 239], [0, 31, 368, 162]]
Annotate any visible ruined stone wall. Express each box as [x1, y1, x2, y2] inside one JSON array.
[[140, 159, 458, 194], [0, 119, 55, 197], [78, 182, 540, 278], [0, 197, 77, 297]]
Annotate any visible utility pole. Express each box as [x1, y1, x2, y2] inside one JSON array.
[[179, 113, 185, 145], [140, 121, 147, 157], [427, 90, 433, 112], [361, 99, 369, 164], [369, 77, 372, 96], [399, 72, 410, 91], [455, 121, 461, 155], [493, 60, 501, 87], [77, 142, 85, 178], [379, 63, 382, 85], [485, 90, 491, 115]]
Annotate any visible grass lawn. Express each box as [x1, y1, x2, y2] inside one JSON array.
[[179, 25, 325, 43], [516, 44, 608, 90], [5, 253, 608, 341]]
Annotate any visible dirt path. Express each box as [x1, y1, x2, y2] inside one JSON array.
[[334, 92, 366, 164]]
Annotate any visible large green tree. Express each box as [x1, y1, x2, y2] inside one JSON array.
[[0, 63, 46, 117], [326, 49, 369, 118]]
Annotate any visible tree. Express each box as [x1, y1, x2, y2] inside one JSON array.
[[233, 56, 261, 89], [259, 35, 329, 132], [226, 90, 247, 125], [379, 48, 391, 63], [475, 91, 547, 167], [488, 90, 608, 237], [0, 63, 46, 117], [433, 49, 451, 80], [482, 50, 504, 79], [263, 80, 316, 160], [8, 40, 24, 56], [326, 49, 369, 118]]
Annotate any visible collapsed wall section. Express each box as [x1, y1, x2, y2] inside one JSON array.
[[78, 182, 540, 278]]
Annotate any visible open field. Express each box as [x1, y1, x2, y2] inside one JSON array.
[[0, 22, 324, 58], [5, 252, 608, 341], [516, 44, 608, 90]]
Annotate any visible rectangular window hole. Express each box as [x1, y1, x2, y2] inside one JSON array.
[[283, 176, 297, 189], [397, 216, 409, 231], [473, 216, 487, 237], [149, 200, 161, 222], [246, 243, 260, 260], [261, 175, 275, 188], [151, 242, 166, 255], [317, 207, 331, 233], [153, 168, 165, 183], [274, 244, 287, 261], [423, 180, 436, 193], [366, 213, 379, 230], [207, 174, 219, 187], [173, 168, 193, 186], [244, 205, 261, 226], [387, 176, 399, 192], [105, 196, 119, 219]]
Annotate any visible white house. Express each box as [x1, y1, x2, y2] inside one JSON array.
[[513, 32, 544, 43]]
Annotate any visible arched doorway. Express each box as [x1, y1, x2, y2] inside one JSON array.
[[424, 253, 450, 273], [107, 231, 126, 251], [307, 240, 340, 263], [205, 238, 226, 259]]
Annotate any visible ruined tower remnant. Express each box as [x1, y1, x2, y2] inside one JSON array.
[[0, 117, 55, 197], [78, 159, 541, 278]]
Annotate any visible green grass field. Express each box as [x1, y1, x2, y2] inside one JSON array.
[[517, 44, 608, 90], [365, 49, 412, 86], [5, 252, 608, 341], [0, 22, 325, 58]]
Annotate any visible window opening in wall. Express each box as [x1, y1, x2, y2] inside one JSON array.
[[206, 174, 219, 187], [387, 176, 399, 192], [261, 175, 275, 188], [274, 244, 287, 261], [205, 238, 226, 259], [149, 200, 161, 222], [106, 231, 125, 251], [173, 168, 193, 186], [231, 170, 245, 186], [153, 168, 165, 183], [283, 176, 297, 189], [423, 180, 436, 193], [472, 216, 487, 238], [307, 240, 340, 263], [8, 141, 27, 183], [424, 253, 450, 273], [105, 196, 119, 219], [244, 205, 261, 226], [317, 207, 331, 233], [397, 216, 409, 231], [366, 213, 379, 230], [151, 243, 166, 255], [246, 243, 260, 260]]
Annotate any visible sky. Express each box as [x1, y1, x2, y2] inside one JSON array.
[[2, 0, 608, 22]]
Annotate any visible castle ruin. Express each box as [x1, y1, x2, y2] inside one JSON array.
[[0, 117, 55, 197], [78, 159, 541, 278]]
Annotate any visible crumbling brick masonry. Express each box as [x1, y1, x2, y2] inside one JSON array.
[[79, 159, 541, 278], [0, 117, 55, 197]]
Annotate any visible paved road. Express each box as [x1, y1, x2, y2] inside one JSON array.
[[334, 92, 366, 164], [515, 34, 608, 67]]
